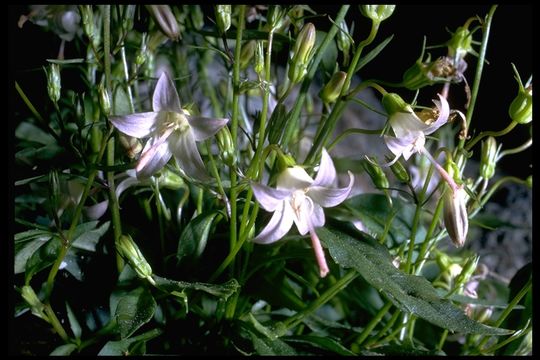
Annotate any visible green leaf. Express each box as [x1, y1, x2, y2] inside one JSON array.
[[152, 275, 239, 300], [115, 286, 157, 339], [284, 335, 356, 355], [177, 212, 219, 263], [46, 58, 85, 64], [15, 122, 56, 145], [355, 34, 394, 72], [98, 329, 162, 355], [66, 302, 82, 339], [315, 30, 338, 74], [50, 343, 78, 356], [113, 85, 131, 116], [470, 213, 518, 230], [368, 343, 446, 356], [71, 221, 110, 252], [318, 227, 512, 335], [15, 231, 52, 274], [249, 330, 297, 355], [25, 236, 62, 282]]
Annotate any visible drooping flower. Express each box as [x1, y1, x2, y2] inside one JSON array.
[[383, 93, 450, 165], [110, 72, 229, 180], [251, 149, 354, 277]]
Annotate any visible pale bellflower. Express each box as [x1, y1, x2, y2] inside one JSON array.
[[110, 72, 229, 180], [251, 149, 354, 278]]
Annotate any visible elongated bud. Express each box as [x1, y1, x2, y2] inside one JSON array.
[[98, 80, 111, 116], [80, 5, 95, 40], [288, 23, 316, 84], [509, 65, 532, 125], [480, 136, 499, 179], [22, 285, 48, 321], [45, 63, 61, 104], [336, 19, 352, 66], [146, 5, 180, 41], [443, 187, 469, 247], [254, 41, 265, 76], [215, 5, 232, 33], [386, 155, 410, 183], [363, 156, 389, 189], [135, 33, 149, 67], [216, 126, 236, 166], [267, 5, 285, 31], [320, 71, 347, 103], [382, 92, 411, 116], [189, 5, 205, 31], [455, 255, 479, 286], [116, 235, 155, 285], [239, 40, 256, 70], [360, 5, 396, 23]]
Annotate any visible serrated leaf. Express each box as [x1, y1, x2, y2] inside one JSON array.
[[249, 330, 297, 355], [98, 329, 162, 355], [50, 343, 78, 356], [66, 302, 82, 339], [284, 335, 356, 355], [72, 221, 110, 252], [115, 286, 157, 339], [153, 275, 239, 300], [25, 236, 62, 282], [318, 227, 512, 335], [177, 212, 219, 262]]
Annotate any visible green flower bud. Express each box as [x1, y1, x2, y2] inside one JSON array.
[[45, 63, 61, 104], [475, 307, 493, 324], [382, 92, 411, 116], [98, 80, 111, 116], [146, 5, 180, 41], [386, 156, 410, 183], [276, 152, 297, 173], [267, 5, 285, 31], [116, 235, 154, 284], [254, 41, 265, 76], [157, 168, 185, 190], [288, 23, 316, 84], [435, 252, 452, 272], [336, 19, 352, 66], [447, 26, 473, 60], [190, 5, 205, 31], [509, 66, 532, 125], [360, 5, 396, 23], [21, 285, 48, 321], [319, 71, 347, 103], [135, 33, 149, 67], [239, 40, 256, 70], [443, 187, 469, 247], [80, 5, 95, 40], [215, 5, 232, 33], [455, 255, 479, 285], [480, 136, 499, 179], [363, 156, 389, 190], [216, 126, 236, 166]]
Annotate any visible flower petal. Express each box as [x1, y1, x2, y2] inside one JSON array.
[[169, 130, 210, 181], [251, 182, 291, 212], [277, 166, 314, 190], [153, 72, 182, 113], [309, 171, 354, 208], [424, 94, 450, 135], [136, 137, 173, 179], [110, 112, 158, 138], [253, 202, 294, 244], [389, 111, 426, 138], [313, 148, 337, 187], [85, 200, 108, 220], [311, 203, 326, 228], [293, 197, 314, 236], [187, 116, 229, 141], [384, 134, 411, 157]]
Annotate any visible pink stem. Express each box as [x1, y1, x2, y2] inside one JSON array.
[[308, 223, 329, 278], [420, 148, 460, 194]]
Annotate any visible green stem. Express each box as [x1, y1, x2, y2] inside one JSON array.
[[103, 5, 112, 90], [43, 304, 69, 342], [107, 136, 124, 274], [281, 270, 359, 331], [465, 121, 517, 152], [281, 5, 350, 149], [305, 18, 379, 164], [469, 176, 528, 218], [327, 128, 384, 151], [438, 329, 449, 351], [458, 5, 497, 151], [414, 194, 445, 275], [497, 138, 532, 160], [355, 301, 393, 346], [365, 308, 400, 347], [120, 46, 135, 113]]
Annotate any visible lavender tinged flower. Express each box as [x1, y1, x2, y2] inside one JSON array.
[[110, 72, 229, 180], [251, 149, 354, 278]]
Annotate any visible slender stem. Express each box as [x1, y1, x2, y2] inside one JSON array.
[[120, 47, 135, 113], [327, 128, 384, 151], [281, 5, 350, 148], [468, 176, 528, 218], [355, 301, 393, 346], [465, 121, 517, 151], [497, 138, 532, 160], [103, 5, 112, 90], [414, 194, 445, 275], [365, 308, 400, 347], [438, 329, 449, 351], [458, 5, 497, 151], [43, 304, 69, 342], [281, 270, 359, 331], [107, 137, 124, 274]]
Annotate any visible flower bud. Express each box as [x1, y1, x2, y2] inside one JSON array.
[[45, 63, 61, 104], [382, 92, 411, 116], [509, 66, 532, 125], [189, 5, 205, 31], [336, 19, 352, 66], [386, 156, 410, 183], [98, 79, 111, 116], [80, 5, 95, 41], [363, 156, 389, 190], [215, 5, 232, 33], [288, 23, 316, 84], [475, 307, 493, 324], [267, 5, 285, 31], [443, 187, 469, 247], [21, 285, 48, 321], [116, 235, 154, 284], [455, 255, 479, 285], [319, 71, 347, 103], [135, 33, 149, 67], [360, 5, 396, 23], [239, 40, 256, 70], [254, 41, 265, 77], [216, 126, 236, 166], [480, 136, 499, 179], [447, 26, 473, 60], [146, 5, 180, 41]]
